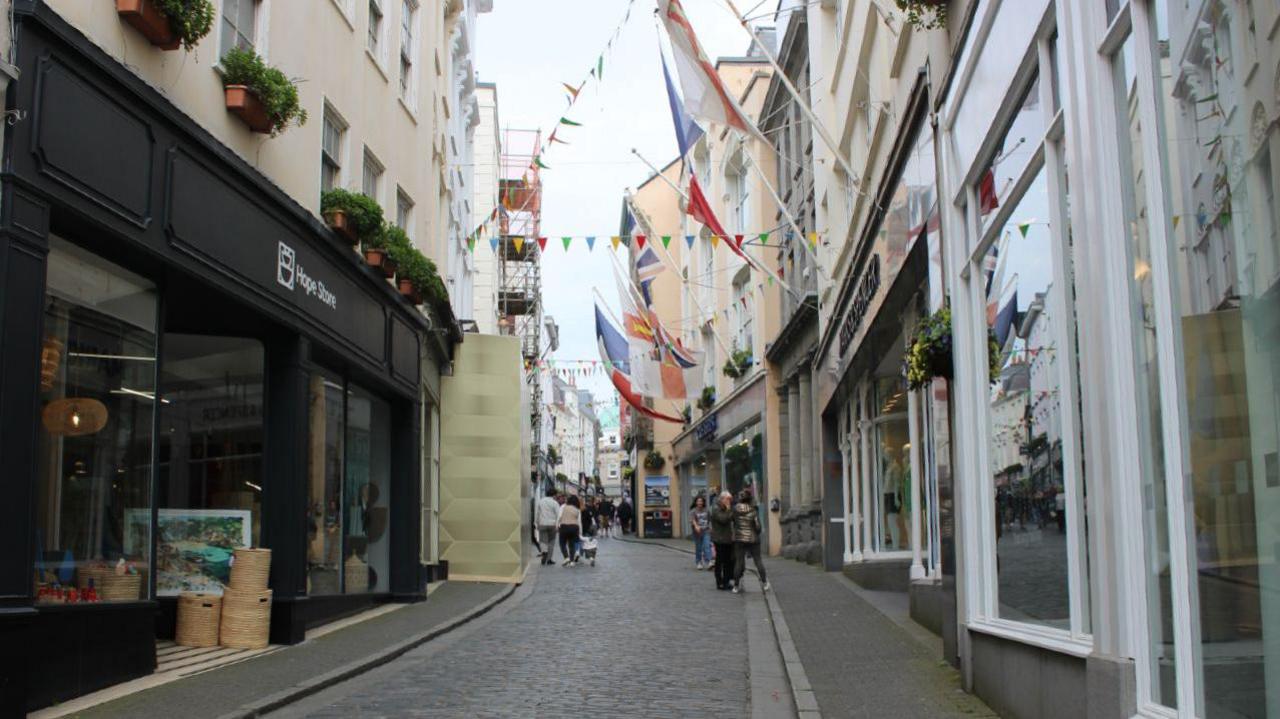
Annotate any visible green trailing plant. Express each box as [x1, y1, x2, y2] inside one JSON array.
[[320, 189, 385, 243], [153, 0, 215, 50], [722, 348, 753, 379], [643, 450, 666, 471], [682, 404, 692, 423], [622, 466, 635, 482], [555, 472, 568, 484], [220, 46, 307, 136], [696, 386, 716, 411], [906, 306, 1001, 389], [895, 0, 947, 29], [545, 445, 561, 468]]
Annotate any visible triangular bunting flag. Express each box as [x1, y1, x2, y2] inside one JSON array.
[[759, 233, 769, 245], [611, 236, 621, 250], [562, 236, 572, 251], [684, 235, 695, 248], [768, 275, 774, 286], [467, 237, 476, 252], [1017, 221, 1031, 237], [635, 235, 646, 249], [1172, 215, 1181, 230], [778, 265, 785, 279], [710, 235, 720, 247], [734, 234, 744, 247], [489, 237, 499, 252], [661, 235, 671, 249], [562, 82, 581, 101], [534, 156, 550, 170], [807, 232, 818, 249], [559, 117, 583, 127], [586, 236, 597, 251], [513, 236, 525, 253], [537, 236, 548, 251]]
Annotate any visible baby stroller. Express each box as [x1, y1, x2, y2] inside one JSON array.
[[580, 535, 599, 566]]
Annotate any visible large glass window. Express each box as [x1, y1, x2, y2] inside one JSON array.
[[1121, 0, 1280, 713], [34, 238, 157, 604], [220, 0, 258, 58], [156, 335, 264, 595], [871, 376, 911, 553], [307, 369, 344, 595]]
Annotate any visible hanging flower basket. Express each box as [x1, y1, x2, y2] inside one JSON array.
[[643, 450, 666, 471], [117, 0, 179, 50], [722, 349, 753, 379], [895, 0, 947, 29], [906, 306, 1002, 389]]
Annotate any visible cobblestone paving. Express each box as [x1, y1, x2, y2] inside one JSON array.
[[274, 537, 751, 718]]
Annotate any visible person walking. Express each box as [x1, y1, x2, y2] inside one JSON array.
[[710, 491, 735, 590], [689, 495, 711, 570], [557, 495, 583, 567], [616, 496, 634, 535], [731, 489, 769, 593], [535, 489, 561, 566]]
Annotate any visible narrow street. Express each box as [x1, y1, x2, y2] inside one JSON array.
[[272, 539, 772, 718]]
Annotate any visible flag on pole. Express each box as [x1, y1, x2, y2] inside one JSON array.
[[660, 48, 705, 158], [595, 303, 683, 424], [635, 245, 664, 306], [658, 0, 758, 138]]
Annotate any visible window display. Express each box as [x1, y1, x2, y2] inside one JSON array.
[[343, 385, 390, 594], [872, 376, 911, 553], [34, 237, 157, 604], [307, 369, 345, 595]]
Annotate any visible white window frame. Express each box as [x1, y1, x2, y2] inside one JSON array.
[[396, 188, 414, 236], [367, 0, 387, 69], [398, 0, 420, 105], [946, 6, 1094, 655], [320, 102, 348, 195], [219, 0, 268, 60], [362, 147, 384, 204]]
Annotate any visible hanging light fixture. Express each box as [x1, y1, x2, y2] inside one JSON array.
[[42, 397, 108, 436]]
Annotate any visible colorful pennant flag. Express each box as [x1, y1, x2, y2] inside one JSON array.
[[1172, 215, 1181, 230], [611, 236, 621, 250], [559, 117, 583, 127], [513, 236, 525, 253], [759, 233, 769, 245], [710, 234, 720, 248], [467, 237, 476, 252], [586, 236, 597, 251], [534, 155, 550, 169], [685, 235, 695, 248], [489, 237, 499, 252], [562, 82, 582, 101], [808, 232, 819, 249], [537, 237, 548, 251], [1017, 221, 1032, 238], [562, 236, 572, 251], [661, 235, 672, 249], [735, 234, 744, 247], [635, 234, 646, 249]]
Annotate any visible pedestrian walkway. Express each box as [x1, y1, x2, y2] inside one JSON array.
[[764, 558, 997, 718], [274, 537, 793, 718], [52, 581, 511, 719]]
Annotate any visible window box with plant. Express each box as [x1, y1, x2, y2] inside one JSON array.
[[722, 348, 753, 380], [117, 0, 214, 51], [696, 386, 716, 412], [221, 47, 308, 136], [363, 226, 407, 279], [643, 450, 666, 471], [319, 188, 383, 247]]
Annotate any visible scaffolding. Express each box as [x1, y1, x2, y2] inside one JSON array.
[[498, 128, 545, 474]]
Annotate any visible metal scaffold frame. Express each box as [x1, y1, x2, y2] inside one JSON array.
[[498, 128, 545, 473]]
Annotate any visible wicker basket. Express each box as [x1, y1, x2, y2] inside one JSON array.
[[76, 565, 110, 591], [219, 588, 272, 649], [344, 555, 368, 593], [175, 592, 222, 647], [99, 573, 144, 601], [228, 548, 271, 591]]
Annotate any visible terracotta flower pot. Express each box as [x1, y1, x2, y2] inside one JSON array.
[[364, 248, 396, 278], [323, 208, 358, 244], [225, 85, 273, 134], [117, 0, 181, 50], [397, 278, 422, 305]]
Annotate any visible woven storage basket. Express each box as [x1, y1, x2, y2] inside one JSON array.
[[229, 548, 271, 591], [76, 565, 110, 591], [98, 573, 143, 601], [219, 588, 272, 649], [344, 555, 368, 593], [175, 592, 222, 647]]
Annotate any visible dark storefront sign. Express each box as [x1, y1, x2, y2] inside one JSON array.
[[694, 413, 718, 442], [837, 254, 881, 358]]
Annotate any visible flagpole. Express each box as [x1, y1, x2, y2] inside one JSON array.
[[720, 0, 863, 187], [737, 147, 829, 282]]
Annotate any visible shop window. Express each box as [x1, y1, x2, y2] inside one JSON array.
[[34, 237, 158, 604], [156, 336, 264, 596], [1117, 1, 1280, 713], [871, 375, 912, 553], [306, 371, 391, 595], [220, 0, 260, 59]]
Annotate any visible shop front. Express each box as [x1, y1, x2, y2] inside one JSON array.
[[0, 6, 451, 713], [814, 84, 949, 622]]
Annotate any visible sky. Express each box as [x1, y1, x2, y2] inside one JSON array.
[[475, 0, 758, 429]]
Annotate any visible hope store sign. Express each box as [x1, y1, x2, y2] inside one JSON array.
[[277, 242, 338, 310]]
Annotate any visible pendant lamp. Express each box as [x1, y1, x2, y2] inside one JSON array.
[[42, 397, 109, 436]]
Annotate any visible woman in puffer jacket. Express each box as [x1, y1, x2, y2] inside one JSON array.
[[730, 489, 769, 593]]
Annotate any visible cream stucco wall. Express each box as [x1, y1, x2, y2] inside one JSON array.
[[45, 0, 462, 275], [470, 83, 500, 333]]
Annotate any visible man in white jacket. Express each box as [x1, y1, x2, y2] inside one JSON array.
[[535, 489, 561, 565]]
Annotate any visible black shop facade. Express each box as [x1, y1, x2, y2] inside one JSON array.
[[0, 5, 454, 713]]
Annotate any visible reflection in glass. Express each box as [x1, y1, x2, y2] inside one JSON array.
[[985, 166, 1073, 628], [344, 386, 390, 593], [1142, 1, 1280, 714], [34, 238, 157, 604], [307, 370, 344, 595], [157, 336, 265, 595], [873, 376, 911, 552], [982, 73, 1045, 235]]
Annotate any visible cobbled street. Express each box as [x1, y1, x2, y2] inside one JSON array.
[[272, 538, 762, 718]]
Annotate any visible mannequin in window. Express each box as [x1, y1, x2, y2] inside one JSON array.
[[882, 446, 904, 549]]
